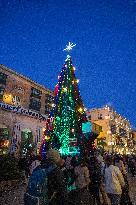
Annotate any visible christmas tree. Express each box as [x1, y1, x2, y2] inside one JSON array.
[[41, 44, 88, 156]]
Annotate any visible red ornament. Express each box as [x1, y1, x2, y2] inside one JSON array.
[[54, 84, 59, 96], [69, 141, 77, 146], [70, 128, 75, 133]]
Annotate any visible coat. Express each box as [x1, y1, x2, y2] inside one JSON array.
[[74, 165, 90, 189], [104, 165, 125, 195]]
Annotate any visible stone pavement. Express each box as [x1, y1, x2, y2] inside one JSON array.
[[0, 181, 27, 205], [0, 175, 136, 205]]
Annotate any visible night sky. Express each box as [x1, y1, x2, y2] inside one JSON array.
[[0, 0, 136, 127]]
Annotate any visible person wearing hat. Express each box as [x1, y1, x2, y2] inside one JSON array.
[[47, 149, 68, 205], [73, 158, 93, 205]]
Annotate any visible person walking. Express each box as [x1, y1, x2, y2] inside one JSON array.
[[74, 159, 93, 205], [88, 155, 102, 205], [24, 149, 68, 205], [116, 155, 133, 205], [24, 159, 50, 205], [104, 156, 125, 205]]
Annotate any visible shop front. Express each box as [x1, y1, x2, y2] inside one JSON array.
[[0, 124, 10, 155], [0, 102, 47, 156]]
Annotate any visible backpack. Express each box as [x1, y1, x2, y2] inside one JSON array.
[[24, 165, 56, 205]]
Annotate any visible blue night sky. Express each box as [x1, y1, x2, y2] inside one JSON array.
[[0, 0, 136, 126]]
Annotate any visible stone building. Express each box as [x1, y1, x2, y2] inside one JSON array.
[[0, 64, 54, 155], [129, 130, 136, 154], [87, 105, 132, 154]]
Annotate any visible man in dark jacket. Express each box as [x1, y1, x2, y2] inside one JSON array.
[[89, 155, 102, 205], [47, 149, 68, 205]]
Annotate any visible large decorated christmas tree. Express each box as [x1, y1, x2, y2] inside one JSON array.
[[41, 43, 88, 156]]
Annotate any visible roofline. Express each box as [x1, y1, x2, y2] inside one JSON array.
[[0, 64, 54, 94], [88, 107, 130, 124], [89, 107, 107, 111]]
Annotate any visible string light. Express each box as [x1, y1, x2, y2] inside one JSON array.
[[41, 50, 88, 156], [78, 107, 83, 113], [63, 87, 67, 92], [51, 103, 55, 107]]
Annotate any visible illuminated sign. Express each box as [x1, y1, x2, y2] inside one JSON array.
[[82, 122, 92, 133], [0, 102, 47, 121]]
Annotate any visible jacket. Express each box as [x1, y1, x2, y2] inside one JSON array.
[[74, 165, 90, 189], [104, 165, 125, 194], [48, 166, 68, 205]]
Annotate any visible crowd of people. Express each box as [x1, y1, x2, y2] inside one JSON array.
[[18, 150, 136, 205]]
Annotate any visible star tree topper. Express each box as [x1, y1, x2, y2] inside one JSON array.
[[63, 42, 76, 52]]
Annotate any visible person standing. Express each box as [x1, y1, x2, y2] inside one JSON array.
[[89, 155, 102, 205], [30, 155, 41, 175], [24, 149, 68, 205], [46, 149, 69, 205], [104, 156, 125, 205], [115, 156, 127, 176], [74, 159, 93, 205], [129, 157, 136, 177]]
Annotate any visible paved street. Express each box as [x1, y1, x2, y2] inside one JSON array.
[[0, 176, 136, 205], [0, 182, 27, 205]]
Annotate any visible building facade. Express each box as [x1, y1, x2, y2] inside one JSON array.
[[129, 130, 136, 154], [0, 64, 54, 155], [87, 105, 133, 154]]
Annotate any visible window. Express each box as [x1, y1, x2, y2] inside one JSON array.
[[30, 87, 42, 99], [110, 125, 116, 134], [45, 94, 54, 102], [45, 94, 54, 113], [45, 105, 51, 114], [88, 114, 91, 120], [29, 98, 41, 111], [0, 128, 9, 141], [0, 72, 7, 85], [119, 128, 126, 136], [0, 86, 4, 99], [98, 113, 103, 119], [0, 127, 9, 154], [93, 123, 102, 133]]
